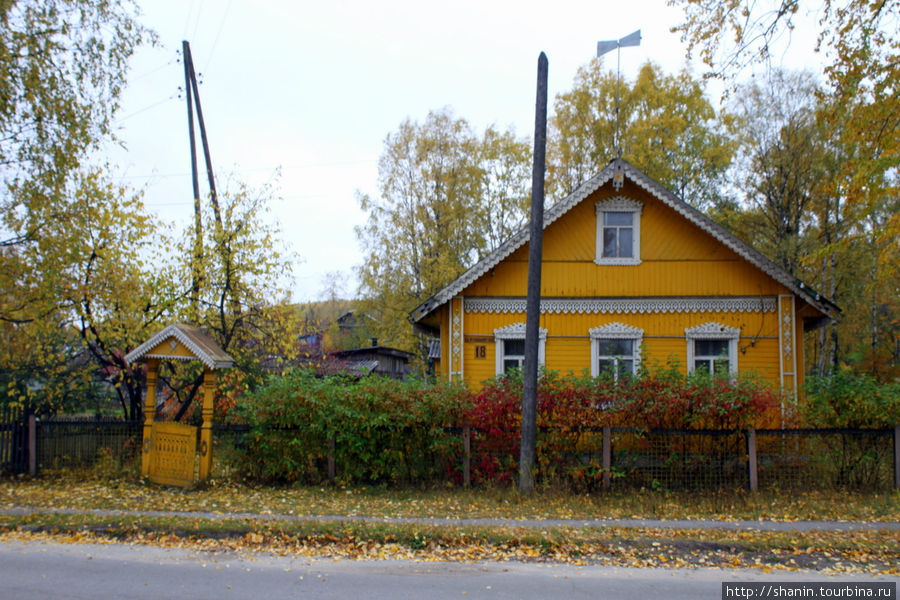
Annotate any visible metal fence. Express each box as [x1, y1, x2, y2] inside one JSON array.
[[3, 412, 899, 492], [36, 416, 143, 471], [464, 426, 900, 492]]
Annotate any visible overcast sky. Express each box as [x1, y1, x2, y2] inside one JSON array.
[[106, 0, 824, 302]]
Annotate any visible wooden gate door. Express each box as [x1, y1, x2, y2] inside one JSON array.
[[148, 422, 197, 487]]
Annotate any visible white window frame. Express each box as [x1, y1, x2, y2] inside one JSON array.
[[494, 322, 546, 375], [589, 322, 643, 379], [595, 196, 642, 265], [685, 322, 740, 376]]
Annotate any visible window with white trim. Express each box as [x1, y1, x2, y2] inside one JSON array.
[[685, 322, 739, 376], [590, 323, 643, 381], [595, 197, 642, 265], [494, 323, 546, 375]]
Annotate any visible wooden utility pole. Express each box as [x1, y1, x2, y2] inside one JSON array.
[[184, 40, 203, 323], [520, 52, 548, 494], [182, 40, 240, 323], [182, 41, 222, 231]]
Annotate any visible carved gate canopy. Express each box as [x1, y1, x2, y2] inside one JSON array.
[[125, 324, 234, 487]]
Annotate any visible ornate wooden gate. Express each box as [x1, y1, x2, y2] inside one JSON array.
[[148, 421, 197, 487], [125, 323, 234, 487]]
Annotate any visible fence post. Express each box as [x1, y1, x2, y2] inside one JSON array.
[[27, 413, 37, 477], [894, 424, 900, 491], [602, 425, 611, 491], [463, 426, 471, 488], [747, 427, 758, 492], [327, 436, 336, 484]]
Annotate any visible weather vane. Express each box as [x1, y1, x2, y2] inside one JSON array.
[[597, 30, 641, 161]]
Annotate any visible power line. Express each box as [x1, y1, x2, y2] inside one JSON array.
[[203, 0, 233, 74], [114, 94, 177, 124], [113, 158, 377, 180]]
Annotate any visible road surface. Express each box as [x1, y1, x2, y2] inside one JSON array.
[[1, 539, 895, 600]]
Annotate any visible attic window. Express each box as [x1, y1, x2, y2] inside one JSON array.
[[595, 197, 642, 265]]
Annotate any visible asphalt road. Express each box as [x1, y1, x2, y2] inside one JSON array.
[[1, 540, 895, 600]]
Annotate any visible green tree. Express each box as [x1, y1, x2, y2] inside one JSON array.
[[162, 179, 299, 421], [356, 108, 530, 356], [725, 70, 830, 276], [670, 1, 899, 376], [0, 168, 175, 417], [548, 61, 735, 209], [1, 0, 150, 256]]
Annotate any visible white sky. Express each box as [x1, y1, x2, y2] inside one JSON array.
[[107, 0, 825, 302]]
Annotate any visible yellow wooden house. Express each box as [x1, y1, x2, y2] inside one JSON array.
[[410, 158, 838, 401]]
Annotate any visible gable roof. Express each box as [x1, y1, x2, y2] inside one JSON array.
[[124, 323, 235, 370], [410, 158, 839, 323]]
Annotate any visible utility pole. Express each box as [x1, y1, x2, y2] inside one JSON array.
[[184, 40, 203, 323], [182, 40, 237, 328], [182, 41, 222, 231], [519, 51, 548, 494]]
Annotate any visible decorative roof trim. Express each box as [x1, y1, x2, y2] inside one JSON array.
[[409, 158, 839, 323], [595, 196, 643, 214], [466, 296, 777, 315], [124, 323, 235, 370], [589, 322, 644, 339]]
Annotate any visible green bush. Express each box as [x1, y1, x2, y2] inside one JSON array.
[[236, 369, 469, 484], [802, 370, 900, 428]]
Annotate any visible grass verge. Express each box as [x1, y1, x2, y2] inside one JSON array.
[[1, 511, 898, 574], [2, 470, 899, 522]]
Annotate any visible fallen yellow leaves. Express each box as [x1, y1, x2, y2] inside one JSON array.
[[3, 472, 899, 524], [1, 516, 897, 575]]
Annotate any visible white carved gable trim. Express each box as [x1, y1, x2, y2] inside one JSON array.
[[595, 196, 643, 214]]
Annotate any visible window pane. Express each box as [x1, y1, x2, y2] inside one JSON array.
[[597, 359, 614, 375], [694, 359, 711, 373], [713, 358, 730, 375], [618, 227, 633, 258], [604, 211, 632, 226], [597, 338, 633, 356], [503, 358, 522, 373], [504, 339, 525, 356], [603, 228, 618, 257], [695, 339, 728, 357], [620, 359, 634, 375]]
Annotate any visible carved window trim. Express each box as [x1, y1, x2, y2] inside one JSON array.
[[595, 196, 642, 266], [589, 322, 643, 379], [494, 322, 547, 375], [685, 322, 740, 376]]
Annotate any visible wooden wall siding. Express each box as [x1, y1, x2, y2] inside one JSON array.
[[459, 309, 783, 389], [462, 186, 790, 299], [463, 310, 778, 338]]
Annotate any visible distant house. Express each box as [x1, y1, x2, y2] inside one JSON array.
[[410, 158, 838, 405], [330, 342, 414, 380]]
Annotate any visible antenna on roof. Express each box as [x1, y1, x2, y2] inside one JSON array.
[[597, 29, 641, 159]]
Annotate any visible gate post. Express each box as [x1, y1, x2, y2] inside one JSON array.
[[747, 427, 758, 492], [198, 369, 217, 481], [141, 358, 159, 478], [894, 424, 899, 491], [27, 413, 37, 476]]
